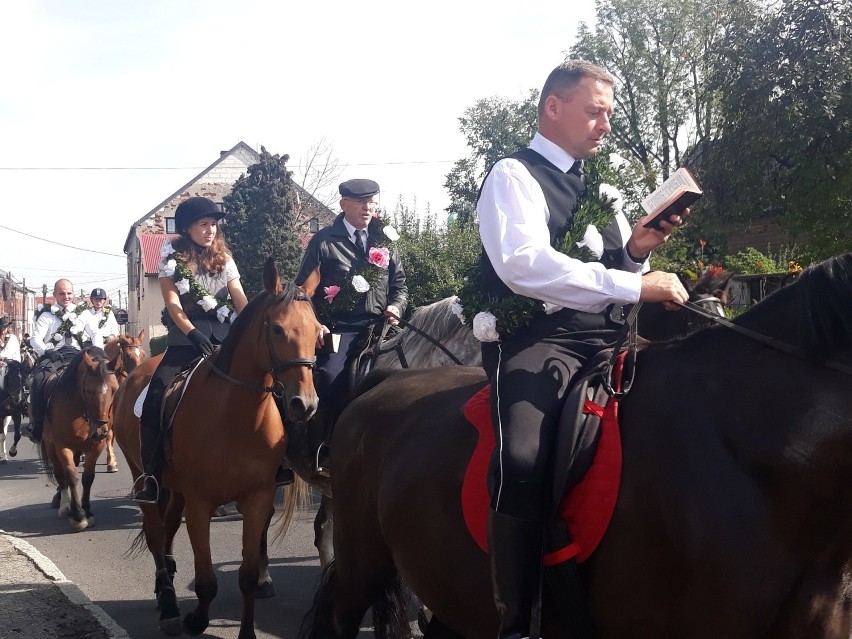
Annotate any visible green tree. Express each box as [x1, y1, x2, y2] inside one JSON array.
[[223, 147, 304, 297], [706, 0, 852, 259]]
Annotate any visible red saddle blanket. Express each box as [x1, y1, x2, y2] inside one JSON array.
[[461, 381, 623, 564]]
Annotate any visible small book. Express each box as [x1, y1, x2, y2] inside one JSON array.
[[641, 167, 703, 230], [316, 332, 341, 355]]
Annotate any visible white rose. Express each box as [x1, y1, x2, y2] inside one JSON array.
[[160, 241, 176, 257], [450, 302, 466, 324], [216, 305, 231, 323], [198, 295, 218, 312], [52, 333, 64, 343], [472, 311, 500, 342], [609, 152, 628, 171], [50, 304, 61, 314], [37, 304, 44, 312], [163, 259, 177, 277], [599, 183, 624, 213], [576, 224, 605, 259], [66, 312, 78, 321], [352, 275, 370, 293], [383, 225, 400, 242], [174, 278, 190, 295]]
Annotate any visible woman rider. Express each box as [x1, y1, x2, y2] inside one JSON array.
[[133, 196, 249, 503]]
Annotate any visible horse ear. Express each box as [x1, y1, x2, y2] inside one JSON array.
[[263, 258, 283, 296], [137, 329, 145, 341], [299, 266, 321, 299], [82, 350, 97, 370]]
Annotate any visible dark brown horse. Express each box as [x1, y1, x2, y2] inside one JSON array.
[[39, 348, 120, 531], [0, 358, 28, 462], [102, 330, 146, 473], [302, 253, 852, 639], [113, 260, 319, 639]]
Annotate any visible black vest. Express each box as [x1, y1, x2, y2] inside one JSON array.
[[477, 148, 623, 333]]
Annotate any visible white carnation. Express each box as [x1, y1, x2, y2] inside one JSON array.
[[174, 278, 190, 295], [609, 152, 628, 171], [472, 311, 500, 342], [576, 224, 605, 259], [352, 275, 370, 293], [198, 295, 218, 312], [160, 241, 176, 257], [52, 333, 64, 343], [450, 302, 466, 324], [37, 304, 44, 312], [383, 225, 400, 242], [66, 312, 78, 321], [216, 305, 231, 323], [50, 304, 61, 314], [163, 259, 177, 277], [599, 183, 624, 213]]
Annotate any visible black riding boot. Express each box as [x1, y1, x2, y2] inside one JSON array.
[[275, 460, 295, 486], [133, 409, 165, 504], [27, 379, 46, 444], [488, 509, 544, 639]]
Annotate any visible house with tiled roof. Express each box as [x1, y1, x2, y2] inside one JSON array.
[[123, 141, 334, 352]]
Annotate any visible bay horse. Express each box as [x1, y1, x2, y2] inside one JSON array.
[[102, 331, 147, 473], [0, 359, 28, 462], [39, 347, 120, 531], [112, 260, 319, 639], [301, 253, 852, 639], [290, 272, 732, 568]]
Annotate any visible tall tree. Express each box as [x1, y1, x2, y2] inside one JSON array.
[[706, 0, 852, 259], [223, 147, 304, 297]]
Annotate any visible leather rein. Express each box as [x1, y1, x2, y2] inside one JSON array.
[[201, 293, 316, 397]]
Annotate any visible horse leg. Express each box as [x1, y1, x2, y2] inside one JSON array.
[[9, 413, 21, 457], [0, 415, 7, 462], [79, 441, 105, 526], [105, 429, 118, 472], [255, 507, 275, 599], [54, 445, 87, 531], [182, 499, 217, 636], [235, 492, 276, 639], [314, 494, 335, 568]]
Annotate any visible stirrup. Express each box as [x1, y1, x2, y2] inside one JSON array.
[[312, 443, 331, 480], [132, 474, 160, 504]]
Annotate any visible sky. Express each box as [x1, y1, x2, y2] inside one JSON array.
[[0, 0, 597, 306]]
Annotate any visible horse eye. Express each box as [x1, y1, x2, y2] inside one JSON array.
[[271, 324, 284, 336]]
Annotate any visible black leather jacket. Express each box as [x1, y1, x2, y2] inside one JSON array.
[[295, 213, 408, 326]]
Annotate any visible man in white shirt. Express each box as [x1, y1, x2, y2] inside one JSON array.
[[80, 288, 119, 349], [0, 315, 20, 362], [478, 60, 689, 639], [27, 278, 82, 443]]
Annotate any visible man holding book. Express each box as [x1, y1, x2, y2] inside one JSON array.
[[476, 59, 689, 639]]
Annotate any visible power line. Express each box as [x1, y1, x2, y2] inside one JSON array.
[[0, 159, 456, 171], [0, 224, 124, 257]]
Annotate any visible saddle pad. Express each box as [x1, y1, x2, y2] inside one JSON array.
[[461, 383, 623, 564], [132, 360, 202, 420]]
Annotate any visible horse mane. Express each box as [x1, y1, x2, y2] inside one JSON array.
[[735, 253, 852, 356], [215, 281, 304, 374], [59, 347, 112, 388]]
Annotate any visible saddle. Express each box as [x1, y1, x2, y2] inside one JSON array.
[[346, 320, 403, 393]]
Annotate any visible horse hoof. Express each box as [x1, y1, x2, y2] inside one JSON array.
[[159, 616, 183, 636], [0, 458, 6, 464], [183, 612, 208, 636], [69, 517, 88, 531], [50, 492, 61, 509], [8, 446, 16, 457], [107, 463, 118, 473], [254, 581, 275, 599]]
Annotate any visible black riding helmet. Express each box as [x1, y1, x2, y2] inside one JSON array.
[[174, 197, 224, 234]]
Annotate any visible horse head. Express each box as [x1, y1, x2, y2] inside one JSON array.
[[0, 359, 26, 413], [77, 349, 120, 442], [111, 330, 146, 378], [261, 259, 320, 423]]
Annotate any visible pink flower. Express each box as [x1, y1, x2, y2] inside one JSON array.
[[368, 246, 390, 268], [323, 285, 341, 303]]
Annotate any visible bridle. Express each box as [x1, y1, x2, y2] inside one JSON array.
[[79, 361, 117, 427], [203, 291, 316, 397]]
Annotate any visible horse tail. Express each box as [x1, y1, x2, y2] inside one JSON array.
[[271, 474, 312, 544], [37, 440, 57, 486], [298, 560, 337, 639], [371, 573, 411, 639], [125, 529, 148, 559]]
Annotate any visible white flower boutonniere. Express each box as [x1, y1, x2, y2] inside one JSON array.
[[472, 311, 500, 342], [198, 295, 218, 312], [352, 275, 370, 293], [216, 305, 232, 323], [174, 278, 190, 295], [576, 225, 604, 260]]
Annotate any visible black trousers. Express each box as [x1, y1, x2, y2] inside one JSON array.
[[139, 345, 197, 472], [482, 310, 620, 522], [29, 346, 79, 434]]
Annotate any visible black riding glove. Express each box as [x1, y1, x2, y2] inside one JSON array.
[[187, 329, 214, 357]]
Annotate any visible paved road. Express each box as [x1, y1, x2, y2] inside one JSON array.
[[0, 431, 327, 639]]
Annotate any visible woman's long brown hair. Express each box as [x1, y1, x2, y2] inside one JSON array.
[[171, 227, 231, 276]]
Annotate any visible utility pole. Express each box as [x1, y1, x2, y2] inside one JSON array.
[[42, 284, 47, 305]]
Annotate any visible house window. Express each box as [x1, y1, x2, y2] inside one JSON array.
[[166, 218, 176, 234], [309, 217, 319, 233]]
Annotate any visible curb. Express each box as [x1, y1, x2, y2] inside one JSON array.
[[2, 531, 130, 638]]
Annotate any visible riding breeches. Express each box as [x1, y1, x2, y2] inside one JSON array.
[[314, 325, 367, 421], [482, 315, 621, 522]]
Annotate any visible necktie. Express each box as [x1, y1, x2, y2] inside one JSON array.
[[569, 160, 584, 178], [354, 229, 366, 256]]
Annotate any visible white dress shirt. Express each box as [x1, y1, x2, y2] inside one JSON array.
[[0, 333, 21, 362], [477, 132, 647, 314], [342, 218, 368, 245], [30, 306, 83, 356], [80, 307, 120, 349]]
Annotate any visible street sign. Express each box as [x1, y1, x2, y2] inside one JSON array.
[[114, 309, 129, 325]]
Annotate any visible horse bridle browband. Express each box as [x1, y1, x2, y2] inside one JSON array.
[[202, 292, 316, 396]]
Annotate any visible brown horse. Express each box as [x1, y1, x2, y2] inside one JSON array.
[[39, 347, 120, 531], [113, 260, 319, 639], [102, 331, 146, 473], [301, 253, 852, 639]]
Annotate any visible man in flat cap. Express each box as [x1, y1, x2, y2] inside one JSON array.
[[80, 288, 119, 349], [293, 178, 408, 479]]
